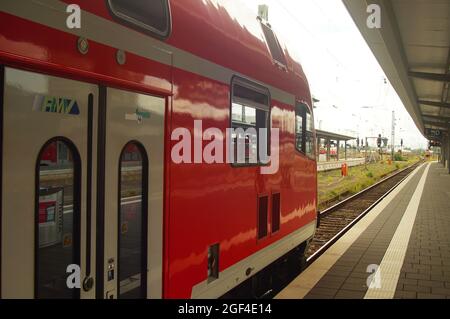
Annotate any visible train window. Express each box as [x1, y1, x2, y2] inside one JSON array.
[[295, 102, 315, 159], [108, 0, 171, 39], [118, 142, 148, 299], [36, 138, 81, 299], [261, 23, 287, 67], [305, 111, 315, 158], [295, 108, 304, 152], [231, 78, 270, 165]]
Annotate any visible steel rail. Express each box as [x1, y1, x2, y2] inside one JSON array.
[[307, 161, 423, 266]]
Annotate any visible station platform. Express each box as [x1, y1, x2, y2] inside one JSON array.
[[276, 162, 450, 299], [317, 158, 365, 172]]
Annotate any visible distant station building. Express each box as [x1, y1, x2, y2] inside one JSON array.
[[315, 129, 356, 162]]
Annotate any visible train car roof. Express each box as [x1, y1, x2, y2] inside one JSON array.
[[1, 0, 310, 104], [167, 0, 310, 103]]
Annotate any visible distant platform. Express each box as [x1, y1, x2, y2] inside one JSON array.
[[317, 158, 365, 172], [277, 162, 450, 299]]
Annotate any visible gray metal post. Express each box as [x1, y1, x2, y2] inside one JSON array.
[[326, 138, 330, 162], [444, 141, 447, 166], [445, 135, 449, 170], [337, 140, 340, 161], [442, 138, 446, 166], [345, 141, 348, 160], [365, 137, 368, 169], [317, 136, 320, 161], [448, 129, 450, 174]]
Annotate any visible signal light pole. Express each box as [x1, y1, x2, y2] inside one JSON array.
[[391, 110, 396, 160]]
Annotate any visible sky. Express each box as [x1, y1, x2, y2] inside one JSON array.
[[240, 0, 428, 149]]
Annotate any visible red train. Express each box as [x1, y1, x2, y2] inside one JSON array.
[[0, 1, 317, 298]]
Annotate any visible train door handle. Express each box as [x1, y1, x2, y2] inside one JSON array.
[[83, 276, 94, 292]]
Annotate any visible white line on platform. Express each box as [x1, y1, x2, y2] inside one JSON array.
[[364, 162, 431, 299], [275, 162, 427, 299]]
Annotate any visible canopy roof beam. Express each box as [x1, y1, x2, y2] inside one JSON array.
[[418, 100, 450, 109], [409, 71, 450, 83]]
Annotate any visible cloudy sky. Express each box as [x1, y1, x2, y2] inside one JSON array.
[[240, 0, 428, 149]]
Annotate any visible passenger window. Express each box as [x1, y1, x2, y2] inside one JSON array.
[[108, 0, 171, 38], [295, 103, 315, 159], [306, 112, 315, 158], [36, 139, 80, 299], [295, 110, 304, 152], [118, 142, 148, 299], [260, 23, 287, 67], [231, 78, 270, 165]]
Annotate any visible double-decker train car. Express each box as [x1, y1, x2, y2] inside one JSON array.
[[0, 0, 317, 298]]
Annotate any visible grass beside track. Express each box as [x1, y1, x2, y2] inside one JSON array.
[[318, 156, 421, 210]]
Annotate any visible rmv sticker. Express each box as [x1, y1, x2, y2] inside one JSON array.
[[33, 95, 80, 115]]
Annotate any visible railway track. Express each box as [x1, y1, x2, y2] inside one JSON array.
[[306, 161, 423, 265], [266, 161, 423, 299]]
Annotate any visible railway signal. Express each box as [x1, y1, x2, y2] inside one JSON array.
[[377, 134, 382, 148]]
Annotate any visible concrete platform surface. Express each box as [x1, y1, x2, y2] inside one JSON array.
[[276, 162, 450, 299], [317, 158, 365, 172]]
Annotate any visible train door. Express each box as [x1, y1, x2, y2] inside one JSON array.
[[101, 88, 164, 299], [1, 67, 98, 298]]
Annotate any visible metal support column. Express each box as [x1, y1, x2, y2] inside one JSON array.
[[326, 138, 330, 162], [336, 140, 340, 161], [345, 141, 347, 160], [442, 138, 446, 166], [316, 136, 320, 162], [448, 129, 450, 174]]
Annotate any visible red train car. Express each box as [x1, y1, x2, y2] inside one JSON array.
[[0, 1, 317, 298]]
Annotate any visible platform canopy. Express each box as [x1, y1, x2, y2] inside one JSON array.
[[315, 129, 356, 161], [316, 129, 356, 142], [343, 0, 450, 142]]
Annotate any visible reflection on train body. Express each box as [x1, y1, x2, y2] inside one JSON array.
[[37, 140, 78, 299], [36, 142, 146, 298], [118, 143, 147, 299]]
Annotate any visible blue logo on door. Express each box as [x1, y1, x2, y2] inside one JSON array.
[[33, 95, 80, 115]]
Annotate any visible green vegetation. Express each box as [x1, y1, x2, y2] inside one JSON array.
[[393, 153, 406, 161], [318, 156, 420, 210]]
